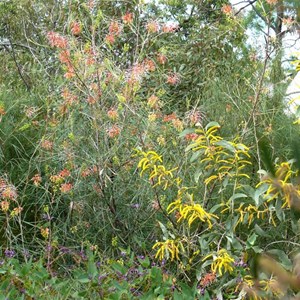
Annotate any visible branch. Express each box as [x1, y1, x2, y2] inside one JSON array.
[[250, 0, 277, 33], [4, 39, 31, 90], [234, 0, 258, 16]]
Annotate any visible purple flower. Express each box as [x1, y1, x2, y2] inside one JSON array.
[[78, 250, 87, 261], [46, 245, 52, 252], [42, 214, 53, 221], [59, 246, 71, 254], [131, 203, 140, 209], [22, 249, 30, 259], [4, 249, 15, 258], [234, 259, 247, 268], [98, 274, 107, 283]]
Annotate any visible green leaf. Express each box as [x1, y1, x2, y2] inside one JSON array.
[[246, 233, 257, 248], [205, 121, 220, 131], [215, 140, 235, 153], [194, 167, 202, 182], [275, 200, 284, 221], [267, 249, 292, 271], [254, 184, 268, 206], [254, 224, 269, 237], [229, 193, 248, 202], [138, 256, 150, 268], [190, 151, 201, 163], [158, 221, 169, 238], [111, 262, 126, 275], [76, 274, 90, 283], [88, 260, 97, 278], [259, 138, 275, 176]]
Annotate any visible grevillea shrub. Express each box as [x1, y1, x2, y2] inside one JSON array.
[[1, 1, 300, 299], [33, 1, 256, 253]]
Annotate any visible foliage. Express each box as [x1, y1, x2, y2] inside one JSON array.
[[1, 0, 300, 299]]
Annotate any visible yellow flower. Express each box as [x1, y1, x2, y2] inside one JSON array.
[[260, 278, 284, 298], [152, 239, 181, 261], [257, 161, 300, 209], [41, 227, 50, 239], [135, 149, 178, 189], [203, 249, 234, 276], [168, 193, 218, 228]]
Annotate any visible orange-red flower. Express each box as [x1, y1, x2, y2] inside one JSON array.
[[166, 73, 180, 85], [47, 31, 68, 48], [87, 96, 97, 105], [221, 4, 233, 15], [0, 201, 9, 212], [185, 133, 198, 141], [146, 20, 160, 33], [266, 0, 277, 4], [144, 59, 156, 72], [163, 113, 177, 122], [58, 50, 71, 64], [157, 53, 167, 65], [122, 12, 133, 24], [109, 21, 122, 36], [58, 169, 71, 178], [107, 125, 120, 138], [147, 95, 159, 108], [162, 23, 178, 33], [32, 174, 42, 186], [107, 108, 118, 120], [60, 183, 73, 193], [105, 34, 115, 45], [41, 140, 53, 150], [71, 21, 81, 36], [2, 186, 17, 200]]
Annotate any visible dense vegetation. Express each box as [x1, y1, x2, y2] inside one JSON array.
[[1, 0, 300, 298]]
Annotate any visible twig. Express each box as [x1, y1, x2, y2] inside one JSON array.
[[4, 38, 31, 90], [234, 0, 258, 16]]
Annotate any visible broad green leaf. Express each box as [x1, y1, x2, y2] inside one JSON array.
[[205, 121, 220, 131]]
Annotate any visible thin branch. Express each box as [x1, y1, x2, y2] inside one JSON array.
[[4, 39, 31, 90], [234, 0, 258, 16], [250, 0, 277, 33]]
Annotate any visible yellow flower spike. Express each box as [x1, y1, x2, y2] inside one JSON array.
[[203, 249, 234, 276], [152, 239, 181, 261], [178, 202, 218, 228], [204, 175, 218, 185], [167, 200, 182, 214]]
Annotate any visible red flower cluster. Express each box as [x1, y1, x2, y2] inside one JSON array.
[[47, 31, 68, 49], [162, 23, 178, 33], [146, 20, 160, 33], [166, 73, 180, 85], [122, 12, 133, 25], [185, 133, 198, 141], [105, 21, 123, 45], [60, 183, 73, 193], [157, 53, 167, 65], [71, 21, 81, 36], [163, 113, 177, 122], [107, 125, 121, 138], [61, 89, 78, 106]]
